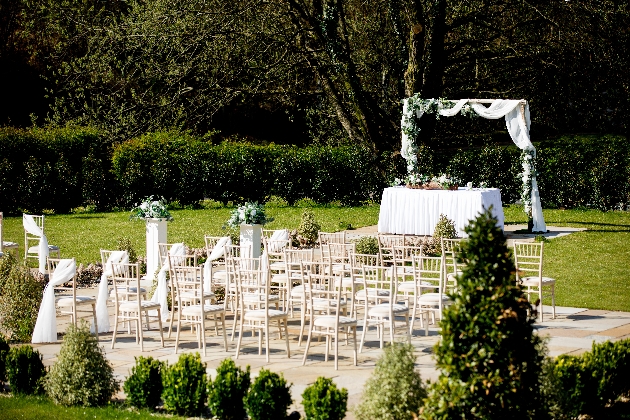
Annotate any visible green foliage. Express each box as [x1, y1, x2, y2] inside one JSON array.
[[422, 214, 457, 256], [0, 333, 10, 382], [161, 352, 208, 417], [0, 250, 18, 294], [6, 345, 46, 395], [297, 208, 321, 246], [123, 356, 165, 410], [0, 260, 43, 342], [302, 377, 348, 420], [354, 342, 425, 420], [117, 237, 138, 263], [421, 209, 547, 419], [545, 339, 630, 418], [354, 236, 379, 255], [208, 359, 251, 420], [44, 322, 119, 407], [245, 368, 292, 420]]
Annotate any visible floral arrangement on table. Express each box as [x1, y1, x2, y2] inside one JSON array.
[[129, 196, 173, 221], [392, 173, 459, 190], [225, 202, 273, 228]]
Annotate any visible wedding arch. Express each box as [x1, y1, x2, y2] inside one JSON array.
[[400, 96, 546, 233]]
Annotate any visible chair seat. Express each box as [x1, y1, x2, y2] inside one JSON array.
[[334, 277, 361, 288], [398, 281, 415, 293], [521, 276, 556, 286], [213, 270, 227, 280], [313, 315, 357, 328], [57, 296, 96, 306], [271, 274, 289, 284], [269, 261, 285, 270], [182, 304, 225, 316], [179, 290, 215, 300], [2, 241, 18, 248], [28, 244, 60, 253], [244, 309, 288, 321], [311, 297, 348, 310], [417, 293, 452, 305], [119, 300, 161, 311], [368, 303, 408, 316], [355, 289, 389, 300], [110, 286, 146, 296]]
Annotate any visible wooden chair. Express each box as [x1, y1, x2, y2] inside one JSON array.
[[0, 212, 19, 257], [48, 257, 99, 336], [377, 233, 407, 265], [234, 256, 291, 362], [513, 241, 556, 321], [302, 262, 358, 370], [171, 264, 227, 355], [110, 262, 164, 351], [23, 214, 60, 263], [409, 254, 451, 336]]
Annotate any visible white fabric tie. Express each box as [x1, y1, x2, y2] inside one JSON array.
[[267, 229, 289, 252], [151, 242, 185, 320], [92, 250, 128, 333], [32, 259, 76, 343], [203, 236, 232, 291], [23, 214, 49, 274]]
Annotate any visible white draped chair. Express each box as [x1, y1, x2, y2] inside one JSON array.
[[93, 250, 130, 334], [203, 235, 232, 295], [32, 258, 81, 343], [0, 212, 19, 257], [23, 214, 60, 273], [151, 242, 186, 323]]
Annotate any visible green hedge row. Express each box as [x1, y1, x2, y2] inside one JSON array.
[[1, 127, 628, 213]]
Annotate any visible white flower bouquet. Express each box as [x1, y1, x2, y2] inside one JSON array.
[[226, 202, 273, 228], [130, 196, 173, 221]]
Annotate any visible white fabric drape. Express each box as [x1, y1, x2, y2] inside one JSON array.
[[23, 214, 49, 274], [203, 236, 232, 291], [32, 258, 76, 343], [267, 229, 289, 252], [91, 250, 128, 333], [405, 98, 546, 232], [151, 242, 185, 320]]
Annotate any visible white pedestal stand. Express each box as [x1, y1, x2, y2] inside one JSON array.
[[239, 224, 262, 258], [146, 218, 167, 280]]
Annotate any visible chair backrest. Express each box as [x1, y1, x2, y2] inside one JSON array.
[[235, 256, 269, 311], [263, 236, 291, 258], [284, 248, 315, 264], [411, 254, 444, 294], [318, 231, 346, 246], [377, 234, 406, 263], [303, 261, 344, 316], [204, 235, 223, 250], [350, 252, 379, 269], [110, 262, 142, 309], [47, 257, 77, 294], [24, 214, 45, 257], [513, 241, 544, 281], [442, 238, 463, 286], [360, 264, 398, 308], [168, 252, 197, 270], [158, 242, 179, 268], [171, 264, 205, 305]]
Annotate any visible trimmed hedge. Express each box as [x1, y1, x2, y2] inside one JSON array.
[[1, 127, 628, 213]]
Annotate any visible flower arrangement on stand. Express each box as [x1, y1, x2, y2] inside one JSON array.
[[130, 196, 173, 221], [225, 202, 273, 228]]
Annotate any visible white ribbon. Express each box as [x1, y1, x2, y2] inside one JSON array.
[[151, 243, 185, 320], [91, 250, 128, 333], [32, 259, 76, 343], [203, 236, 231, 291], [23, 214, 49, 274]]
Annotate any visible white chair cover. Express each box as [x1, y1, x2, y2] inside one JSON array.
[[91, 250, 128, 333], [203, 236, 232, 291], [151, 242, 185, 320], [23, 214, 49, 274], [32, 258, 76, 343], [267, 229, 290, 252]]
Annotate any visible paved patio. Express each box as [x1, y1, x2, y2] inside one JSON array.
[[31, 223, 626, 419]]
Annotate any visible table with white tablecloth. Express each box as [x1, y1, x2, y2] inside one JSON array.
[[377, 187, 504, 238]]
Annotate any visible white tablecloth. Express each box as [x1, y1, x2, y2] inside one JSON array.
[[377, 187, 504, 238]]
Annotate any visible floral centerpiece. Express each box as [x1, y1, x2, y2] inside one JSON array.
[[226, 202, 273, 228], [130, 196, 173, 221], [392, 172, 430, 189]]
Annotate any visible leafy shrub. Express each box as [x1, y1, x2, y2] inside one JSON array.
[[75, 262, 103, 287], [0, 333, 10, 382], [0, 261, 43, 342], [162, 352, 208, 416], [422, 214, 457, 256], [354, 342, 425, 420], [6, 345, 46, 395], [354, 236, 379, 255], [421, 209, 547, 419], [302, 376, 348, 420], [245, 368, 292, 420], [0, 250, 18, 294], [208, 358, 251, 420], [297, 208, 321, 246], [123, 356, 165, 410], [44, 322, 119, 406], [545, 338, 630, 418], [116, 237, 138, 263]]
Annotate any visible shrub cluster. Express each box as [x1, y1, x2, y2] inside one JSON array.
[[123, 356, 165, 410], [302, 377, 348, 420], [245, 368, 293, 420], [545, 338, 630, 419], [208, 358, 251, 420], [6, 345, 46, 395]]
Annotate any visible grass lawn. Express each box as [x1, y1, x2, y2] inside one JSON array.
[[2, 203, 629, 311], [0, 394, 184, 420]]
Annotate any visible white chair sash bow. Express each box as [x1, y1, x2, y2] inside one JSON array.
[[23, 214, 49, 274], [151, 242, 185, 320], [91, 250, 128, 333], [32, 258, 76, 343], [203, 236, 232, 291]]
